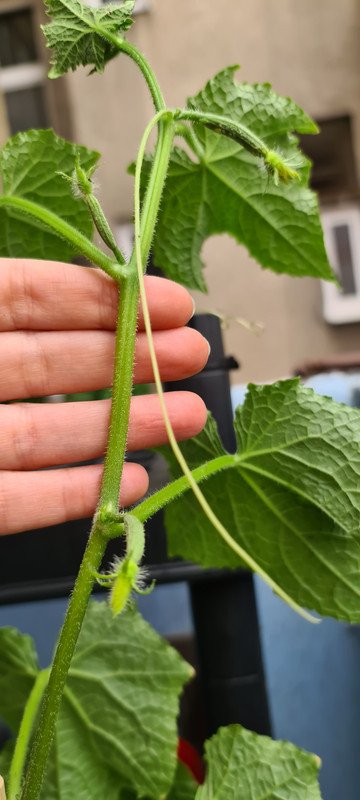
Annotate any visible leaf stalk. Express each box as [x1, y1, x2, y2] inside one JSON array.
[[99, 33, 165, 113], [0, 196, 125, 281], [135, 454, 236, 522], [8, 668, 50, 800]]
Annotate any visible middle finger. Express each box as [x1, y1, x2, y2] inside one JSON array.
[[0, 327, 209, 401]]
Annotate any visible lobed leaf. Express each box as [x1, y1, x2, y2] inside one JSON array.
[[43, 0, 135, 78], [0, 129, 99, 262], [196, 725, 322, 799], [162, 379, 360, 622], [150, 67, 332, 290], [0, 602, 191, 800]]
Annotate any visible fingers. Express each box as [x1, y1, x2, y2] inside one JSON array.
[[0, 392, 207, 470], [0, 259, 207, 536], [0, 462, 149, 536], [0, 259, 194, 332], [0, 391, 208, 535], [0, 327, 209, 401]]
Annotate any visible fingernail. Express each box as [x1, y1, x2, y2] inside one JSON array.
[[191, 297, 196, 319]]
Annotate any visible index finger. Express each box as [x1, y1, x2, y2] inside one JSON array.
[[0, 259, 194, 332]]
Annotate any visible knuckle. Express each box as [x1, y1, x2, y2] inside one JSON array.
[[20, 332, 51, 398], [6, 260, 34, 331], [10, 405, 39, 470], [0, 473, 10, 535], [98, 274, 117, 330]]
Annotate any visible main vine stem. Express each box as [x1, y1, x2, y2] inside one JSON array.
[[19, 114, 175, 800]]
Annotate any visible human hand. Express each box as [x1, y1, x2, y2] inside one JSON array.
[[0, 259, 208, 535]]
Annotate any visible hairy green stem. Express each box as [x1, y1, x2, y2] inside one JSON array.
[[99, 275, 139, 511], [100, 33, 165, 112], [137, 111, 175, 262], [100, 110, 175, 509], [135, 454, 235, 522], [19, 117, 175, 800], [19, 526, 114, 800], [99, 110, 175, 508], [8, 669, 50, 800], [0, 196, 125, 280]]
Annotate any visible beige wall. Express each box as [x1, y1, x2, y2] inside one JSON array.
[[36, 1, 360, 380]]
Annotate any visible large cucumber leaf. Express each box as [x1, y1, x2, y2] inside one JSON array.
[[150, 67, 333, 290], [162, 379, 360, 621], [0, 129, 99, 261], [0, 602, 191, 800]]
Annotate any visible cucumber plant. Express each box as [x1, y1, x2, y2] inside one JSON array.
[[0, 1, 359, 798]]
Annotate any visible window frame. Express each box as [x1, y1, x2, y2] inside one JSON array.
[[321, 204, 360, 325], [0, 62, 46, 93], [0, 2, 49, 133]]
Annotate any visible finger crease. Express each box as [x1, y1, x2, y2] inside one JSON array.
[[21, 332, 51, 398], [0, 474, 10, 535], [11, 406, 39, 470]]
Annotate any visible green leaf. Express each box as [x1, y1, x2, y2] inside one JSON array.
[[43, 0, 134, 78], [162, 379, 360, 622], [151, 67, 332, 290], [0, 627, 38, 731], [196, 725, 322, 800], [119, 761, 198, 800], [41, 710, 121, 800], [0, 129, 99, 261], [0, 604, 191, 799], [42, 602, 191, 799], [190, 65, 319, 139]]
